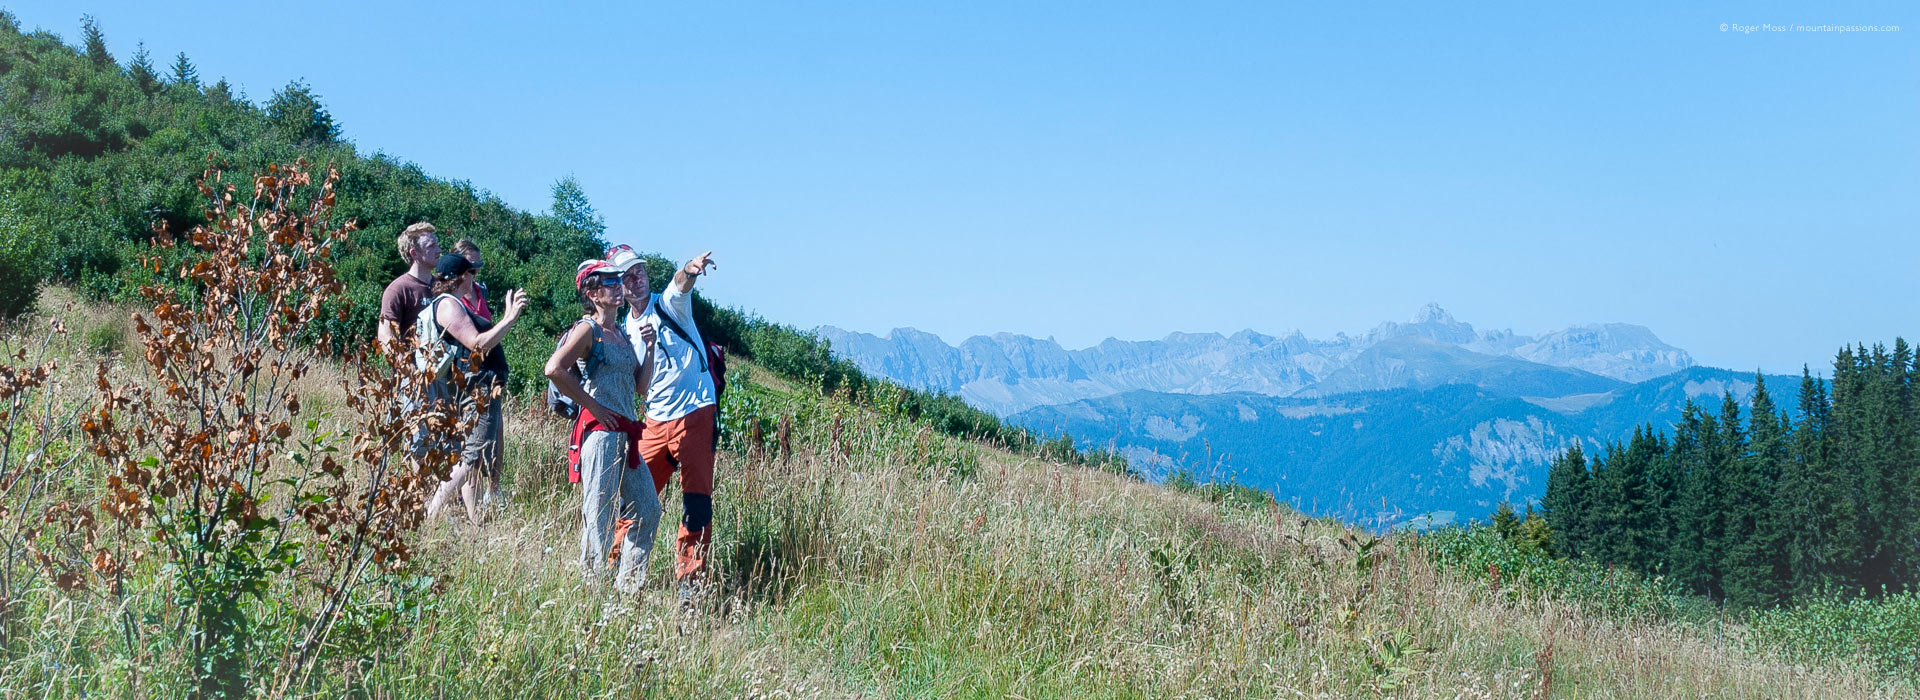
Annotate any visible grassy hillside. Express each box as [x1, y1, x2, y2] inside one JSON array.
[[1, 287, 1908, 698]]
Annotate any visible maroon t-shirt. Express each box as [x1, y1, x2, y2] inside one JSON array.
[[379, 273, 433, 338]]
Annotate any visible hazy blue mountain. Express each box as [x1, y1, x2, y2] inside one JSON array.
[[1294, 336, 1626, 398], [819, 304, 1692, 415], [1012, 366, 1800, 530]]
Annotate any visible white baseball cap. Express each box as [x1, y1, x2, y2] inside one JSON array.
[[604, 244, 645, 273]]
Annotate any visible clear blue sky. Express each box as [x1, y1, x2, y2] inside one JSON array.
[[7, 2, 1916, 374]]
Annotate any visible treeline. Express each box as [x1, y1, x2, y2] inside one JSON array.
[[1542, 341, 1920, 609], [0, 14, 1092, 463]]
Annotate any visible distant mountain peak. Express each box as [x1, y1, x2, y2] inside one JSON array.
[[1412, 302, 1455, 324], [819, 310, 1693, 414]]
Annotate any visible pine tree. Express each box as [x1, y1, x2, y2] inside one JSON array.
[[1621, 425, 1666, 571], [1588, 443, 1623, 564], [1541, 443, 1591, 557], [1707, 392, 1747, 599], [1518, 506, 1555, 556], [1492, 501, 1519, 542], [1899, 338, 1920, 591], [1843, 344, 1902, 589], [1672, 402, 1724, 597], [1588, 435, 1654, 569], [81, 15, 111, 69], [1645, 423, 1685, 573], [128, 42, 160, 95], [169, 52, 198, 87], [1722, 376, 1787, 608], [1775, 369, 1843, 598]]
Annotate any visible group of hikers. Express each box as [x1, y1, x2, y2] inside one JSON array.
[[376, 222, 719, 594]]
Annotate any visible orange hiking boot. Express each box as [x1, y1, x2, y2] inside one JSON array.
[[674, 523, 711, 582]]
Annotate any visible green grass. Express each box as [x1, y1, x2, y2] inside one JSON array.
[[1, 291, 1914, 698]]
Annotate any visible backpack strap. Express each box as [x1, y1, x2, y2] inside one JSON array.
[[568, 317, 605, 380], [651, 298, 707, 373], [416, 294, 468, 376]]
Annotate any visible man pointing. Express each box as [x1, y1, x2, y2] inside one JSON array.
[[606, 245, 720, 592]]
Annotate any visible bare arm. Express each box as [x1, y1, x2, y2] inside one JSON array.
[[633, 332, 656, 396], [439, 290, 525, 353], [377, 319, 397, 349], [544, 323, 620, 426]]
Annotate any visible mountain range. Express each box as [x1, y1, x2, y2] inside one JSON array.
[[816, 305, 1774, 529], [819, 304, 1694, 415], [1013, 367, 1798, 529]]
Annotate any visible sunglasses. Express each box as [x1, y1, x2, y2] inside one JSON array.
[[591, 274, 622, 287]]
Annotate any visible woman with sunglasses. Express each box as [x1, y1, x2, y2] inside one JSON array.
[[451, 238, 494, 323], [546, 260, 658, 592], [424, 253, 528, 526]]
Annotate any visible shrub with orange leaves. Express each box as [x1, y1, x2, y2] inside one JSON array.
[[0, 317, 96, 650], [71, 160, 476, 699]]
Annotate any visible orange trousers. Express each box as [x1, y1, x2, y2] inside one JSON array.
[[640, 404, 717, 581]]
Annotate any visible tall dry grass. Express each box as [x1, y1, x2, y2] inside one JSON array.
[[0, 286, 1911, 698]]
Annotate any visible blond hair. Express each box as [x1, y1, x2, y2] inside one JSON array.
[[396, 222, 437, 261], [451, 238, 481, 257]]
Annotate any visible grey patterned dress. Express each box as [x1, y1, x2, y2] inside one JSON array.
[[575, 319, 660, 591]]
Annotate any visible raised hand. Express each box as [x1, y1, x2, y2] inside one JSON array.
[[684, 251, 716, 276], [503, 289, 529, 320]]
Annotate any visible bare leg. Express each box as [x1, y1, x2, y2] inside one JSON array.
[[460, 469, 482, 526], [429, 462, 476, 522]]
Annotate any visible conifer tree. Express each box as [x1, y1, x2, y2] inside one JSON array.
[[1644, 423, 1686, 573], [1723, 376, 1787, 607], [81, 15, 111, 68], [169, 52, 198, 87], [1541, 443, 1591, 557], [1672, 403, 1724, 597], [1492, 501, 1519, 542], [1589, 444, 1625, 564], [1899, 339, 1920, 591], [1518, 506, 1555, 556], [1775, 368, 1850, 598], [128, 42, 160, 95], [1621, 425, 1666, 571], [1839, 344, 1903, 589]]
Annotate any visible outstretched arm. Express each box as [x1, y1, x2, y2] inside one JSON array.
[[672, 251, 715, 294]]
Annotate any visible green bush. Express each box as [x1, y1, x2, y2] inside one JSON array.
[[1419, 525, 1715, 624], [1747, 588, 1920, 676], [0, 170, 50, 318]]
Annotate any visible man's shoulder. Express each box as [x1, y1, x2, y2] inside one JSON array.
[[379, 274, 429, 320], [382, 273, 428, 296]]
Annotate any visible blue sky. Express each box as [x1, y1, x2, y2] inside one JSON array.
[[6, 1, 1916, 373]]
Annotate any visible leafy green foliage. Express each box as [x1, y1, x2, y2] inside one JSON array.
[[1421, 525, 1715, 623], [1747, 588, 1920, 676], [0, 170, 50, 318], [265, 79, 337, 145]]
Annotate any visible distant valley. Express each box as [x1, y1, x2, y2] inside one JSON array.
[[819, 306, 1800, 528], [1013, 367, 1797, 529]]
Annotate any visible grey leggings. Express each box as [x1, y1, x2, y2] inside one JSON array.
[[578, 431, 661, 591]]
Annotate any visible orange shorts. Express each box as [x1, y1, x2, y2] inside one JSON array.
[[639, 404, 716, 496]]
